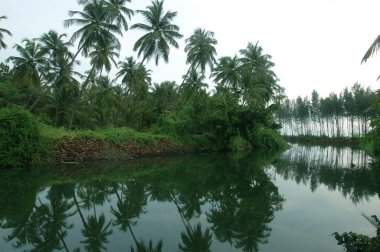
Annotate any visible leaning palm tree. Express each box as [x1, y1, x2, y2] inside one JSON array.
[[183, 28, 217, 81], [69, 36, 120, 129], [362, 34, 380, 64], [131, 0, 183, 65], [0, 15, 12, 50]]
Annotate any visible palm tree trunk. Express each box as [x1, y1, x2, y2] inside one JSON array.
[[69, 65, 97, 129]]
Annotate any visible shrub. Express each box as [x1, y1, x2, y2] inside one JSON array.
[[251, 127, 288, 151], [0, 108, 41, 169]]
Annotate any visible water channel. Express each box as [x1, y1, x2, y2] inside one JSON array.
[[0, 144, 378, 251]]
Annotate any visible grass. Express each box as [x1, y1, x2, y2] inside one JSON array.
[[39, 124, 178, 147]]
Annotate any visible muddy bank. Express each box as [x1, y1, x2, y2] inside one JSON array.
[[49, 137, 201, 163]]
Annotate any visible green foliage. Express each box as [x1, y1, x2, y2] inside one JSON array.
[[0, 2, 285, 154], [333, 215, 380, 252], [0, 108, 41, 169], [40, 124, 171, 147], [153, 107, 195, 138], [251, 127, 288, 151]]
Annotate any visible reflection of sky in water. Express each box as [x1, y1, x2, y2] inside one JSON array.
[[0, 145, 378, 252]]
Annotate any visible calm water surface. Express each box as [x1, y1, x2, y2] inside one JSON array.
[[0, 144, 378, 252]]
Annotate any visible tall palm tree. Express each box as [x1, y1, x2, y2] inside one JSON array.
[[89, 37, 120, 76], [6, 39, 46, 109], [38, 31, 72, 65], [69, 34, 120, 129], [180, 68, 208, 101], [7, 39, 45, 88], [131, 0, 183, 65], [105, 0, 134, 32], [183, 28, 217, 83], [211, 56, 241, 90], [64, 0, 122, 61], [116, 57, 151, 97], [0, 15, 12, 50], [239, 42, 278, 104]]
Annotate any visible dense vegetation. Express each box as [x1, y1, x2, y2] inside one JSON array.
[[0, 0, 287, 167]]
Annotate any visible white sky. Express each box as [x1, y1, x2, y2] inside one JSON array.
[[1, 0, 380, 98]]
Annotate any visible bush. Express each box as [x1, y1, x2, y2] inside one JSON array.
[[251, 127, 288, 151], [0, 108, 41, 169]]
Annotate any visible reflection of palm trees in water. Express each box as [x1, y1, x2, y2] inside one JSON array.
[[169, 192, 212, 252], [72, 182, 114, 252], [111, 182, 163, 251], [178, 224, 212, 252], [2, 184, 77, 252]]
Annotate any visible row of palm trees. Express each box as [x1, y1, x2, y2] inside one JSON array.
[[277, 83, 376, 137], [0, 0, 280, 141]]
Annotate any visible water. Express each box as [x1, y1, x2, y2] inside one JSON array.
[[0, 144, 378, 252]]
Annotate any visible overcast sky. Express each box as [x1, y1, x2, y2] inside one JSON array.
[[1, 0, 380, 99]]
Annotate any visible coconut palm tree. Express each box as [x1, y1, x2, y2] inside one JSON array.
[[131, 0, 183, 65], [182, 28, 217, 83], [64, 0, 122, 61], [180, 68, 208, 102], [7, 39, 45, 88], [69, 35, 120, 129], [0, 15, 12, 50], [116, 57, 151, 97], [89, 37, 120, 76], [211, 56, 241, 90], [362, 33, 380, 64], [105, 0, 134, 32], [6, 39, 46, 108], [239, 42, 278, 104]]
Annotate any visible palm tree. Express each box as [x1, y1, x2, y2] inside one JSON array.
[[6, 39, 46, 108], [362, 34, 380, 64], [64, 0, 122, 61], [105, 0, 134, 32], [211, 56, 241, 90], [89, 37, 120, 76], [69, 35, 120, 129], [180, 68, 208, 102], [7, 39, 45, 88], [131, 0, 183, 65], [239, 42, 278, 104], [183, 28, 217, 83], [116, 57, 151, 97], [0, 15, 12, 50]]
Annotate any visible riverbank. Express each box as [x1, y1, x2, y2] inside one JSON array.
[[283, 135, 360, 147], [40, 125, 216, 163]]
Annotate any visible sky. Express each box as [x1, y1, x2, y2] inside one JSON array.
[[1, 0, 380, 99]]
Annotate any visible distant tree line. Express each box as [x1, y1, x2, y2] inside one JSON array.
[[277, 83, 377, 137]]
